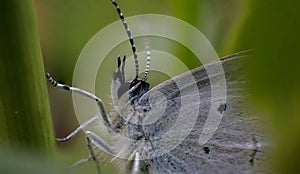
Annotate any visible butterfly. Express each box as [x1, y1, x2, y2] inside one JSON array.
[[46, 0, 269, 173]]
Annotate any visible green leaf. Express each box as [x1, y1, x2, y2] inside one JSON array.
[[0, 0, 55, 153]]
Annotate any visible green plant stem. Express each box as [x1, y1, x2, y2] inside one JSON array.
[[0, 0, 55, 154]]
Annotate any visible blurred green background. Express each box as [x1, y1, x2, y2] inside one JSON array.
[[1, 0, 300, 173]]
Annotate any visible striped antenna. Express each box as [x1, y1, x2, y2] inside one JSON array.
[[111, 0, 139, 78], [143, 38, 151, 81]]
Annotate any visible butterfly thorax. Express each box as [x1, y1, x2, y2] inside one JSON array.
[[111, 74, 151, 136], [126, 78, 151, 141], [111, 77, 153, 172]]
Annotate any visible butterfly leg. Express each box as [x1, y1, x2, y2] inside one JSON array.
[[71, 157, 92, 168], [56, 116, 98, 142], [56, 119, 114, 174], [69, 146, 101, 174], [86, 131, 115, 155], [127, 150, 140, 174], [86, 131, 117, 174], [46, 73, 111, 128]]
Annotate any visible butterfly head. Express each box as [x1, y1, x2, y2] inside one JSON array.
[[129, 77, 150, 99]]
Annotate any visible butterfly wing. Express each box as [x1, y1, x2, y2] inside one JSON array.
[[139, 51, 269, 173]]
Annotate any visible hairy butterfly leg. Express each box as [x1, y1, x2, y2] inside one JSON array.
[[71, 157, 92, 168], [56, 116, 98, 142], [86, 131, 117, 174]]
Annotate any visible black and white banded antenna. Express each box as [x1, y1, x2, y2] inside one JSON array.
[[46, 73, 111, 128], [143, 38, 151, 81], [111, 0, 139, 78]]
